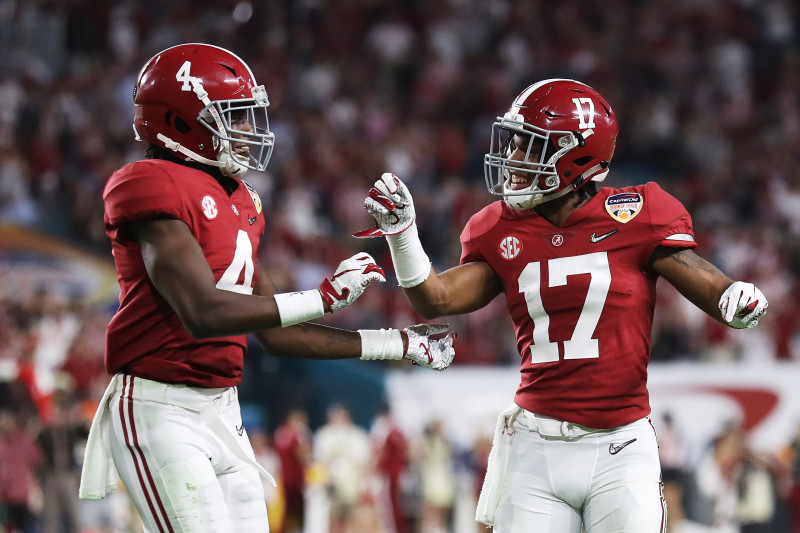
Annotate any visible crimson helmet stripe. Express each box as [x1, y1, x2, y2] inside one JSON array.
[[511, 78, 585, 112]]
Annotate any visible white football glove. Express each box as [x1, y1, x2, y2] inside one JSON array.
[[353, 173, 416, 237], [718, 281, 768, 329], [318, 253, 386, 312], [402, 324, 455, 371]]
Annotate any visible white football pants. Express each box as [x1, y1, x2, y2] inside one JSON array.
[[492, 410, 667, 533], [108, 375, 269, 532]]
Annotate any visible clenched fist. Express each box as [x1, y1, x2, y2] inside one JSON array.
[[319, 253, 386, 312]]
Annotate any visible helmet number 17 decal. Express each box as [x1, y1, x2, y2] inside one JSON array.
[[572, 98, 596, 129], [176, 61, 194, 91]]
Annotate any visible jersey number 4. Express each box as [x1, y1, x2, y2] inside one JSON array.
[[519, 252, 611, 364], [216, 230, 255, 295]]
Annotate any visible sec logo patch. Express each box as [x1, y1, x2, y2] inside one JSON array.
[[499, 235, 522, 260], [605, 192, 642, 223], [201, 195, 218, 219]]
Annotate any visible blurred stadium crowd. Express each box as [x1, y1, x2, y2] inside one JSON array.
[[1, 0, 800, 531]]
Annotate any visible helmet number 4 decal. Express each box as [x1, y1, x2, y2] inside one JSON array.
[[176, 61, 194, 91], [572, 98, 596, 129]]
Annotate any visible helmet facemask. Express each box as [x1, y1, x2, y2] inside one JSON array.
[[484, 113, 583, 210], [191, 82, 274, 177], [197, 85, 275, 177]]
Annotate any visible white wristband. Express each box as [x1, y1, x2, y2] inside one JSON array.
[[386, 223, 431, 288], [274, 290, 325, 327], [358, 328, 404, 360]]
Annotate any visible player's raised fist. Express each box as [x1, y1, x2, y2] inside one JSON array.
[[318, 253, 386, 313], [354, 173, 416, 238]]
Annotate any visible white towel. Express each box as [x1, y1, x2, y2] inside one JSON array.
[[475, 403, 521, 526], [79, 375, 119, 499]]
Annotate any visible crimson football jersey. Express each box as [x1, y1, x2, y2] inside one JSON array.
[[460, 182, 696, 429], [103, 159, 266, 387]]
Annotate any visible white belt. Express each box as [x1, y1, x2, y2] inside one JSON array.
[[516, 409, 608, 439]]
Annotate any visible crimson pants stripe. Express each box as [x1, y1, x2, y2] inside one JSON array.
[[120, 376, 174, 533]]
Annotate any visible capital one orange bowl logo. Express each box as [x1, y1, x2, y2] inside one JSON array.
[[605, 192, 642, 223]]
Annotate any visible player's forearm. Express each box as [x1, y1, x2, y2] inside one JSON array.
[[404, 262, 502, 319], [253, 323, 363, 359], [403, 275, 453, 319], [177, 292, 290, 338], [254, 322, 415, 361], [652, 248, 734, 323]]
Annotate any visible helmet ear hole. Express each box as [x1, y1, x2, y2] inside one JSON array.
[[174, 117, 191, 134], [162, 111, 191, 134], [573, 156, 593, 166]]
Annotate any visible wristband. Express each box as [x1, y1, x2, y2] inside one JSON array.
[[386, 223, 431, 288], [358, 328, 404, 360], [273, 290, 325, 327]]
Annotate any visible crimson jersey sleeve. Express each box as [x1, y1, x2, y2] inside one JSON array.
[[104, 160, 188, 227], [637, 181, 697, 268], [460, 202, 504, 266]]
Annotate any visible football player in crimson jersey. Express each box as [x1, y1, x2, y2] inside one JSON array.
[[77, 43, 455, 533], [358, 79, 768, 533]]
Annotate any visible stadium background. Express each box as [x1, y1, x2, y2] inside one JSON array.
[[0, 0, 799, 532]]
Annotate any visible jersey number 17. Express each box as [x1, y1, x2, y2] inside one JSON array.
[[519, 252, 611, 364]]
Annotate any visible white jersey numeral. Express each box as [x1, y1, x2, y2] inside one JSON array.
[[518, 252, 611, 364], [216, 230, 255, 294], [176, 61, 193, 91], [572, 97, 596, 129]]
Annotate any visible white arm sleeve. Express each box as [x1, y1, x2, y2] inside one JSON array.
[[386, 223, 431, 288], [358, 329, 404, 360], [273, 290, 325, 327]]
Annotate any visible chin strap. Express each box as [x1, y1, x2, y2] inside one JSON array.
[[156, 133, 246, 177]]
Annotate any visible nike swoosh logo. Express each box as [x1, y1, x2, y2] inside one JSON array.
[[249, 216, 257, 225], [609, 438, 637, 455], [236, 424, 245, 436], [590, 229, 619, 243]]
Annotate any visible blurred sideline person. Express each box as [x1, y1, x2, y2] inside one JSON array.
[[418, 419, 455, 533], [36, 390, 86, 533], [658, 412, 687, 528], [370, 404, 409, 533], [357, 78, 768, 532], [314, 404, 372, 533], [77, 43, 455, 533], [273, 408, 312, 533]]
